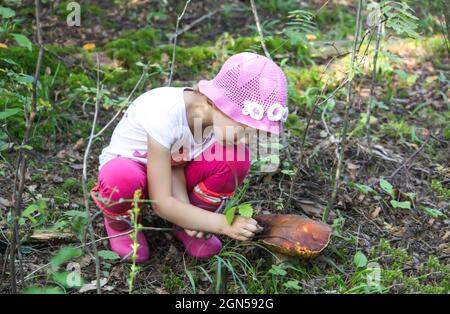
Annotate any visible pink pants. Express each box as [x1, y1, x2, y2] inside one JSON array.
[[91, 142, 251, 216]]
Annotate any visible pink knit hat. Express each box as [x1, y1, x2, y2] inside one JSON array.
[[198, 52, 288, 135]]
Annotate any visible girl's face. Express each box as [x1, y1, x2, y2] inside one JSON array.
[[211, 105, 253, 146]]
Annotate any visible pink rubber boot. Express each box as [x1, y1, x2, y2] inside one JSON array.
[[172, 183, 235, 259], [172, 225, 223, 259], [91, 185, 150, 263], [103, 213, 150, 263]]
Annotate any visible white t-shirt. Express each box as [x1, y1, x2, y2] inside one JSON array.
[[98, 86, 217, 171]]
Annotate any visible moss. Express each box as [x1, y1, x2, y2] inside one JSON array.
[[379, 115, 421, 143], [0, 47, 66, 77], [62, 178, 81, 193], [368, 239, 449, 293], [163, 271, 185, 293], [430, 180, 450, 200], [55, 1, 105, 18], [46, 187, 68, 206]]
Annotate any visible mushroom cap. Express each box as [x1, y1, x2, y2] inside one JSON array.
[[254, 214, 332, 258]]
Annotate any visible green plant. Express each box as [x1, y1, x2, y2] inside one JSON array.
[[430, 179, 450, 200], [379, 178, 414, 209], [128, 189, 143, 293], [0, 6, 33, 50], [23, 246, 85, 294]]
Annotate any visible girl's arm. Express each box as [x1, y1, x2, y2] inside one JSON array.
[[172, 164, 211, 239], [146, 134, 258, 241]]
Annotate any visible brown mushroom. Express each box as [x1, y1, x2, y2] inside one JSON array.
[[253, 214, 332, 258]]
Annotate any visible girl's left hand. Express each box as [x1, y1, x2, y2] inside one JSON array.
[[184, 229, 212, 239]]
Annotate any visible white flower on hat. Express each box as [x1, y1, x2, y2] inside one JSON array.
[[242, 101, 264, 120], [281, 106, 289, 122], [267, 103, 284, 122]]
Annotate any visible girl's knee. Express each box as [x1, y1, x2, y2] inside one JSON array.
[[98, 157, 147, 205]]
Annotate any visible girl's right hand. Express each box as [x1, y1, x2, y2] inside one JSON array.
[[224, 216, 262, 241]]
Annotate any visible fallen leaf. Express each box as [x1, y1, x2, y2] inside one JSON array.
[[79, 278, 108, 293], [155, 287, 168, 294], [346, 161, 360, 170], [306, 34, 317, 41], [0, 197, 12, 207], [0, 43, 8, 48], [52, 175, 64, 183], [70, 164, 84, 170], [442, 231, 450, 241], [72, 138, 85, 151], [297, 200, 323, 217], [56, 150, 66, 159], [370, 206, 381, 219]]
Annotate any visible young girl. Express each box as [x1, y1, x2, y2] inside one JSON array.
[[90, 52, 288, 263]]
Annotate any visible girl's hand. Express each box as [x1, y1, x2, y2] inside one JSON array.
[[223, 216, 262, 241], [184, 229, 213, 239]]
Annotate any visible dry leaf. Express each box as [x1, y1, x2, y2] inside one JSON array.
[[0, 197, 12, 207], [370, 206, 381, 219], [0, 43, 7, 48], [79, 278, 108, 293], [155, 287, 168, 294], [442, 231, 450, 241], [70, 164, 84, 170], [72, 138, 85, 151], [297, 200, 323, 217], [346, 161, 360, 170], [56, 150, 66, 159], [306, 34, 317, 41]]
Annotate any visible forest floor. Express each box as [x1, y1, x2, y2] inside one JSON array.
[[0, 0, 449, 293]]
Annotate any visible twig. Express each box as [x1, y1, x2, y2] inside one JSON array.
[[168, 8, 222, 43], [81, 53, 102, 294], [323, 0, 363, 223], [388, 135, 431, 179], [285, 76, 349, 211], [168, 0, 191, 86], [91, 66, 148, 139], [364, 0, 384, 154], [250, 0, 271, 59], [9, 0, 44, 293]]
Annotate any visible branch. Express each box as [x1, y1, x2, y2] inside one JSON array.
[[81, 53, 102, 294], [9, 0, 44, 293], [364, 1, 384, 154], [323, 0, 364, 223], [250, 0, 271, 59], [167, 0, 191, 86]]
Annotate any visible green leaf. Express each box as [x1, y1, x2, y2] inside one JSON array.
[[379, 179, 394, 197], [390, 200, 411, 209], [22, 285, 64, 294], [351, 183, 375, 195], [405, 192, 416, 201], [50, 247, 82, 272], [64, 210, 88, 219], [238, 203, 253, 218], [21, 200, 46, 224], [421, 207, 448, 220], [281, 169, 296, 176], [224, 207, 237, 225], [0, 6, 15, 18], [0, 108, 21, 120], [353, 251, 368, 268], [52, 271, 85, 289], [12, 34, 32, 51], [269, 264, 287, 276], [283, 280, 301, 290], [98, 250, 120, 260]]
